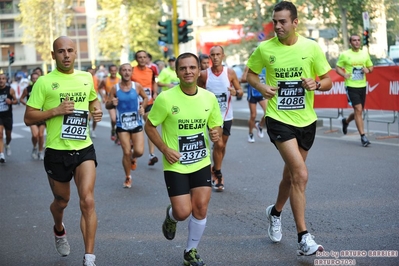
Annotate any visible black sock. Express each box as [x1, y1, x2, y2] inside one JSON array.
[[361, 134, 365, 137], [298, 230, 308, 243], [214, 169, 222, 176], [270, 206, 281, 217], [54, 225, 65, 236]]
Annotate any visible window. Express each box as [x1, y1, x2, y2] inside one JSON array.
[[1, 20, 14, 38], [0, 1, 13, 14]]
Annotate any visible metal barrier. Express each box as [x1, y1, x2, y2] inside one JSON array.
[[365, 110, 398, 138], [317, 108, 343, 132]]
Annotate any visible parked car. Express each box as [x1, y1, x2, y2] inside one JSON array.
[[231, 64, 248, 100], [373, 58, 397, 66]]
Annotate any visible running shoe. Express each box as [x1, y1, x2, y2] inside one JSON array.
[[341, 118, 348, 135], [213, 172, 224, 192], [90, 130, 96, 139], [297, 233, 324, 256], [248, 133, 255, 143], [266, 205, 282, 242], [361, 135, 371, 147], [131, 158, 137, 170], [255, 122, 264, 138], [32, 148, 38, 160], [39, 151, 44, 161], [148, 155, 158, 166], [0, 153, 5, 163], [111, 129, 116, 141], [162, 205, 177, 240], [5, 145, 11, 156], [54, 223, 70, 256], [123, 177, 132, 188], [183, 248, 206, 266], [83, 254, 96, 266]]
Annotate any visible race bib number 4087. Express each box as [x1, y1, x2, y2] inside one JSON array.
[[277, 80, 305, 110], [61, 110, 88, 140]]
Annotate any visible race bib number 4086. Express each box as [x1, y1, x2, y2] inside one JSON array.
[[61, 110, 88, 140], [277, 80, 305, 110]]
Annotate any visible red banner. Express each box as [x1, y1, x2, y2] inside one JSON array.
[[314, 66, 399, 111]]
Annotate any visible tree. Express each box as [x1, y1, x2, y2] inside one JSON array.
[[297, 0, 399, 50], [204, 0, 278, 63], [18, 0, 74, 64], [18, 0, 170, 67], [97, 0, 168, 63]]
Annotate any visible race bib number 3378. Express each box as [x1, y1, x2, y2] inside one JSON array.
[[178, 133, 207, 165]]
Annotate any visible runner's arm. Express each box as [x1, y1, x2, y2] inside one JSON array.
[[19, 88, 28, 105], [228, 68, 243, 97], [144, 119, 181, 164], [105, 86, 117, 110], [89, 98, 103, 122], [197, 70, 207, 88], [24, 96, 75, 126]]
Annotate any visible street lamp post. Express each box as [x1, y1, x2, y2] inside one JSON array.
[[73, 14, 82, 70]]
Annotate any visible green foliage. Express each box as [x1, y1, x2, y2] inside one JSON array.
[[18, 0, 74, 63], [97, 0, 165, 63], [205, 0, 277, 62]]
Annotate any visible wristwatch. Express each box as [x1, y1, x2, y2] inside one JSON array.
[[315, 81, 321, 91]]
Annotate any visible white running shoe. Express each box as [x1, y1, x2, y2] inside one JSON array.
[[32, 148, 38, 160], [266, 205, 282, 242], [91, 130, 96, 138], [297, 233, 324, 256], [83, 254, 96, 266], [255, 122, 264, 138], [5, 145, 11, 156], [0, 153, 5, 163], [39, 151, 44, 161], [54, 223, 70, 256], [248, 133, 255, 143]]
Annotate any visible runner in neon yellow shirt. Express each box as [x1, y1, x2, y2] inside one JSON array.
[[246, 1, 332, 256], [145, 52, 222, 266], [157, 57, 180, 92], [336, 34, 373, 146], [24, 36, 102, 266]]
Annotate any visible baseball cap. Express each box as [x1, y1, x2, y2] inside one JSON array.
[[168, 57, 176, 62]]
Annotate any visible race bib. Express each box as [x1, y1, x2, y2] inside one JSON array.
[[178, 133, 207, 165], [144, 88, 152, 100], [61, 109, 88, 140], [121, 111, 138, 130], [352, 67, 364, 81], [277, 80, 305, 110], [216, 93, 228, 111]]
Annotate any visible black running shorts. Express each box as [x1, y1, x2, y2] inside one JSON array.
[[116, 125, 143, 134], [346, 86, 367, 107], [164, 165, 212, 197], [44, 144, 97, 182], [266, 117, 316, 151], [0, 116, 13, 131], [247, 95, 265, 104], [144, 104, 153, 113], [222, 120, 233, 136]]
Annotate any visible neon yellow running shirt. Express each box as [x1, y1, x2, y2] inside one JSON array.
[[336, 48, 373, 88], [148, 85, 223, 173], [27, 69, 98, 150], [247, 34, 331, 127]]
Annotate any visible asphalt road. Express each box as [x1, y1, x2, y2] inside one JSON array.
[[1, 101, 398, 266]]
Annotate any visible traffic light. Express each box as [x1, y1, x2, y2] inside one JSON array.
[[177, 19, 193, 44], [9, 51, 14, 65], [363, 29, 369, 46], [158, 20, 172, 44]]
